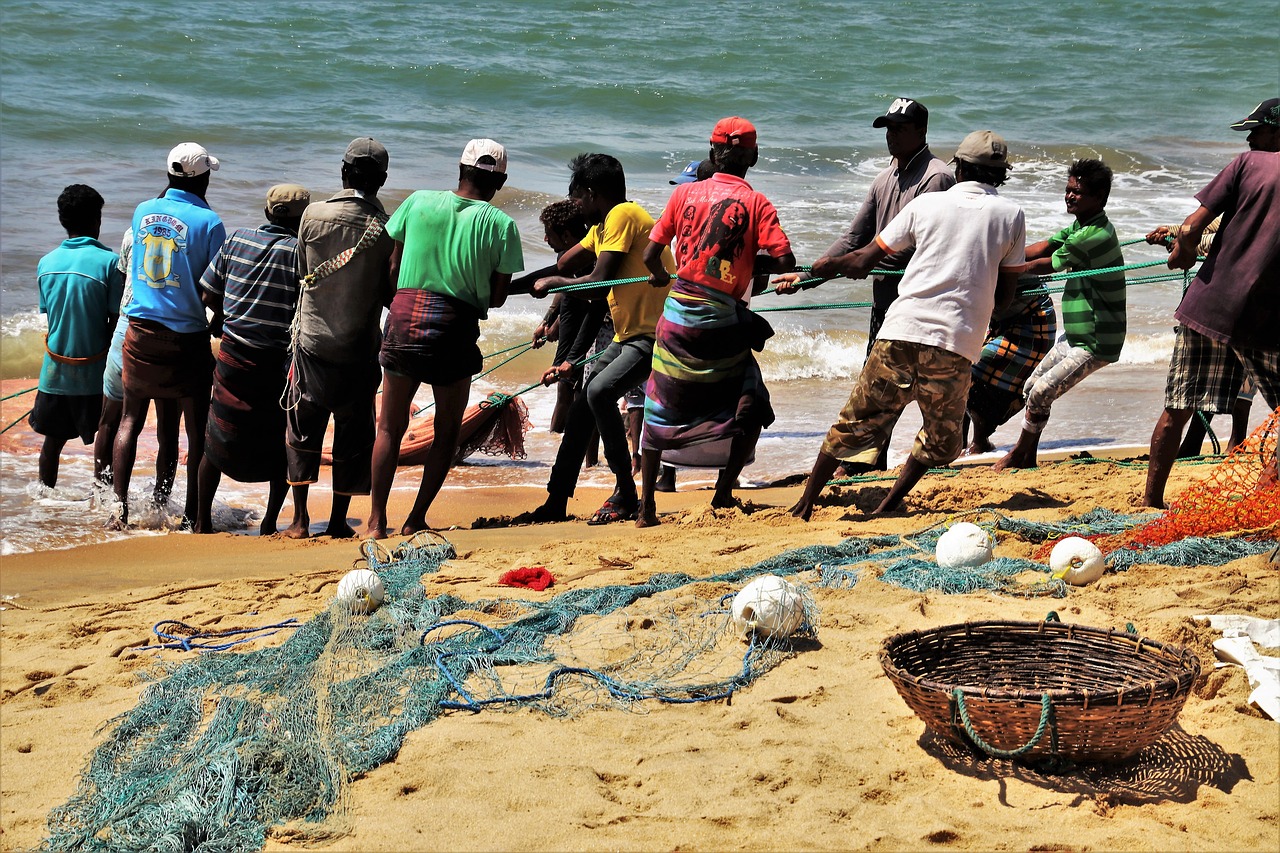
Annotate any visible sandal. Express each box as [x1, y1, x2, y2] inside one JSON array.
[[586, 499, 638, 525]]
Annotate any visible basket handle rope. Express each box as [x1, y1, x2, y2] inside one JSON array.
[[952, 689, 1057, 759]]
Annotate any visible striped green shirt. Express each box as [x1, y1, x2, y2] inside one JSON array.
[[1048, 211, 1126, 362]]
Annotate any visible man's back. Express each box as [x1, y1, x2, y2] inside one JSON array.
[[875, 181, 1026, 362], [37, 236, 123, 396], [202, 224, 300, 351], [126, 189, 224, 334], [295, 189, 394, 364], [1175, 150, 1280, 350]]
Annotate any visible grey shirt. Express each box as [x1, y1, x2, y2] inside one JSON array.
[[819, 146, 956, 271], [295, 189, 395, 365]]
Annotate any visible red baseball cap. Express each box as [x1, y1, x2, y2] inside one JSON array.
[[710, 117, 758, 149]]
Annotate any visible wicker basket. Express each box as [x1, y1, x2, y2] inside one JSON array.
[[879, 618, 1201, 764]]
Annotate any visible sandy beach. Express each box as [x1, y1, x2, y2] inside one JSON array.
[[2, 435, 1277, 852]]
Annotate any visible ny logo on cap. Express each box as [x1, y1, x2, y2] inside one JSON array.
[[887, 98, 916, 115]]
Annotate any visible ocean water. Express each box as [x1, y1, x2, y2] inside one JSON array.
[[1, 0, 1275, 553]]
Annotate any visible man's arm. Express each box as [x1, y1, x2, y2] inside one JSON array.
[[815, 238, 888, 281], [533, 249, 625, 297], [1168, 206, 1216, 270], [994, 268, 1020, 315], [1021, 239, 1054, 275], [817, 196, 876, 262], [385, 241, 403, 306], [489, 272, 512, 309], [643, 240, 670, 288]]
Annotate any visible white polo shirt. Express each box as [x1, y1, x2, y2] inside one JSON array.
[[873, 181, 1026, 362]]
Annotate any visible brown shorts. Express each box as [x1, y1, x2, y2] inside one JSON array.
[[822, 339, 970, 468]]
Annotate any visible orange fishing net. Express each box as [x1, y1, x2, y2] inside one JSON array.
[[1101, 406, 1280, 553]]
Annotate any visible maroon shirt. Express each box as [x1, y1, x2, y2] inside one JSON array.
[[1174, 151, 1280, 350]]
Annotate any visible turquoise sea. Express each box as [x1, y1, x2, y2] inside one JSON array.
[[1, 0, 1276, 552]]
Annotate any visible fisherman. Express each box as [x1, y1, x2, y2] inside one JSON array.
[[1144, 98, 1280, 508], [112, 143, 225, 527], [993, 159, 1125, 470], [778, 131, 1025, 519], [817, 97, 955, 472], [194, 184, 310, 535], [31, 184, 123, 489], [636, 117, 795, 526], [518, 153, 673, 525], [364, 140, 523, 539], [283, 138, 395, 538]]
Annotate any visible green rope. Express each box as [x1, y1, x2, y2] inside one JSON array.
[[1193, 410, 1222, 456], [0, 386, 37, 403], [827, 467, 960, 486], [952, 689, 1056, 759], [1, 408, 32, 435], [472, 343, 536, 382], [482, 340, 538, 361]]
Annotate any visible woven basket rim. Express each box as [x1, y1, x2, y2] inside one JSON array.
[[879, 618, 1201, 705]]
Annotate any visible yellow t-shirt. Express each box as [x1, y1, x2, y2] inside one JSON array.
[[580, 201, 672, 341]]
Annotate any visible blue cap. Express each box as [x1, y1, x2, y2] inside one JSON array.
[[669, 161, 699, 185]]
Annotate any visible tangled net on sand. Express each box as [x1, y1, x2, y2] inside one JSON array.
[[45, 429, 1279, 849]]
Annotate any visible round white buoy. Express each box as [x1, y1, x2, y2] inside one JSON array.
[[731, 575, 805, 639], [935, 522, 994, 569], [1049, 537, 1106, 586], [336, 568, 386, 613]]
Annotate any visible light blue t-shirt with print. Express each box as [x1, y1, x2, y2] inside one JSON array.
[[124, 188, 225, 334]]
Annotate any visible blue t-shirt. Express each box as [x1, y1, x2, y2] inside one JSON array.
[[125, 188, 225, 334], [37, 236, 125, 396]]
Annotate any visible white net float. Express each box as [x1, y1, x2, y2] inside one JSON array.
[[934, 521, 994, 569], [1049, 536, 1106, 586], [336, 568, 386, 614], [731, 574, 806, 639]]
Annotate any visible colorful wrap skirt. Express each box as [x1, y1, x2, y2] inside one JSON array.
[[641, 279, 775, 467]]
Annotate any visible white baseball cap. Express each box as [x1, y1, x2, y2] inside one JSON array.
[[460, 138, 507, 174], [167, 142, 220, 177]]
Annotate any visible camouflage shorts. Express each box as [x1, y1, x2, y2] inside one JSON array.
[[822, 339, 971, 468]]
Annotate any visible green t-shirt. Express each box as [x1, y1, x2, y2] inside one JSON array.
[[385, 190, 524, 318], [1048, 211, 1126, 362]]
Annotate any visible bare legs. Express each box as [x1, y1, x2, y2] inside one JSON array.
[[1144, 407, 1193, 509], [791, 451, 930, 521], [37, 435, 69, 488], [365, 372, 469, 539]]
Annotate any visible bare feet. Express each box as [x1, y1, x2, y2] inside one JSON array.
[[961, 436, 994, 457], [400, 517, 432, 537], [992, 450, 1036, 472], [710, 494, 742, 510], [322, 522, 357, 539], [656, 466, 676, 493], [362, 522, 389, 540], [282, 519, 311, 540], [635, 505, 660, 528]]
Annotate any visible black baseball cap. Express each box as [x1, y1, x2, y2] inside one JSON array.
[[872, 98, 929, 128], [1231, 98, 1280, 130]]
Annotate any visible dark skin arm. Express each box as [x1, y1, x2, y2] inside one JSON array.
[[1021, 239, 1055, 275], [200, 287, 224, 339], [533, 247, 625, 297], [993, 267, 1019, 315], [1168, 205, 1216, 270], [489, 271, 512, 309], [385, 241, 403, 307]]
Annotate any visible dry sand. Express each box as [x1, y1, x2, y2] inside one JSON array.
[[1, 454, 1278, 851]]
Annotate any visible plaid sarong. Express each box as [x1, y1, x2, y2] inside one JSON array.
[[642, 279, 774, 466], [379, 288, 482, 385], [204, 337, 289, 482], [971, 289, 1056, 393]]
